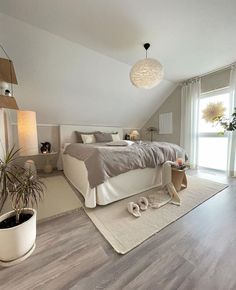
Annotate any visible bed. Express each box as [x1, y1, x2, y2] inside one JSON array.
[[58, 125, 185, 208]]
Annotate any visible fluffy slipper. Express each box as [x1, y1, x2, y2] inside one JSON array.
[[127, 202, 141, 217], [138, 197, 149, 211]]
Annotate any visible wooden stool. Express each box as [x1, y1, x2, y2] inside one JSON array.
[[171, 167, 187, 192]]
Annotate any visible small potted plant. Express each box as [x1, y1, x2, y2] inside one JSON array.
[[0, 146, 44, 267]]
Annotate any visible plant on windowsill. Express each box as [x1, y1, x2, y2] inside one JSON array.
[[0, 146, 45, 267], [202, 102, 236, 133]]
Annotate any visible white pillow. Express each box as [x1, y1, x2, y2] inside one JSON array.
[[111, 133, 121, 142], [81, 134, 96, 144], [107, 140, 134, 146]]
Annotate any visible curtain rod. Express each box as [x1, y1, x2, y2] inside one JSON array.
[[184, 61, 236, 83], [198, 62, 235, 78]]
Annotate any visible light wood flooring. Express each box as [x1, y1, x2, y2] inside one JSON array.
[[0, 170, 236, 290]]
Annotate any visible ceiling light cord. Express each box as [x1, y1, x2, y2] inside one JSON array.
[[144, 43, 150, 59]]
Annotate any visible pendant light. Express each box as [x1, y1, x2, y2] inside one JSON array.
[[0, 44, 19, 109], [130, 43, 164, 89]]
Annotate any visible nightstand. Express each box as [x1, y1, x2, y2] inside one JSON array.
[[171, 167, 187, 192], [40, 152, 58, 174]]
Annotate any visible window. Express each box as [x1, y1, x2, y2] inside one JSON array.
[[198, 88, 230, 171]]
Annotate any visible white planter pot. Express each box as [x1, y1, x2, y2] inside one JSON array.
[[0, 208, 36, 266]]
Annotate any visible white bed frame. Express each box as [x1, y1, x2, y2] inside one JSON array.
[[58, 125, 171, 208]]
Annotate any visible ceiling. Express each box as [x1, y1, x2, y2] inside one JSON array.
[[1, 0, 236, 82], [0, 12, 176, 128]]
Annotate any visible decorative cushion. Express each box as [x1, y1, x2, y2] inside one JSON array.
[[94, 132, 113, 143], [75, 131, 100, 143], [81, 134, 96, 144], [111, 133, 121, 141]]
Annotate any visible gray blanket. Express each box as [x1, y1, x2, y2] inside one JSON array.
[[64, 141, 187, 188]]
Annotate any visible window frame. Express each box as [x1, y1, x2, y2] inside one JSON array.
[[199, 86, 230, 138], [198, 86, 230, 170]]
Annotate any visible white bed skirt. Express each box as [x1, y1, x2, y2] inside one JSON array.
[[63, 154, 171, 208]]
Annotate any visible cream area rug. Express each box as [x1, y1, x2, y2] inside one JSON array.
[[2, 175, 82, 221], [85, 176, 228, 254], [37, 175, 82, 220]]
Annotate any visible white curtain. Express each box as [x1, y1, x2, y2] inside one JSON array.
[[227, 65, 236, 176], [180, 78, 201, 168]]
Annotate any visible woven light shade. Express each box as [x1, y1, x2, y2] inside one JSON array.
[[130, 58, 164, 89], [0, 57, 18, 84], [17, 111, 38, 156]]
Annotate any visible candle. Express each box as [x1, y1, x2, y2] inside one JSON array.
[[176, 158, 184, 166]]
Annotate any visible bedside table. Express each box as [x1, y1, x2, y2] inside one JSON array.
[[171, 167, 187, 192], [40, 152, 58, 174]]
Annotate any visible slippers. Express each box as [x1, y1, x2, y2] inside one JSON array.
[[137, 197, 149, 211], [127, 202, 141, 218]]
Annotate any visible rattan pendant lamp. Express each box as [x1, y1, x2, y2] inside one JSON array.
[[130, 43, 164, 89], [0, 44, 19, 109]]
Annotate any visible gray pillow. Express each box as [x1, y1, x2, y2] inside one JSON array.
[[94, 132, 113, 143], [75, 131, 100, 143]]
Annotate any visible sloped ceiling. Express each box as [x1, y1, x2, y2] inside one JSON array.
[[1, 0, 236, 81], [0, 0, 236, 127], [0, 13, 176, 128]]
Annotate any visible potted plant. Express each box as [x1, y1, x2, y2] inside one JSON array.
[[0, 146, 44, 267]]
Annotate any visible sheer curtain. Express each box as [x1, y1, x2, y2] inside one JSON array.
[[180, 78, 201, 168], [227, 65, 236, 176]]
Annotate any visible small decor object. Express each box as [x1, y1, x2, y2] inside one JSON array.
[[176, 152, 185, 168], [0, 146, 45, 266], [130, 43, 164, 89], [124, 134, 130, 140], [24, 159, 37, 176], [4, 89, 11, 96], [146, 126, 158, 142], [40, 142, 51, 154], [167, 159, 186, 170], [202, 102, 236, 132]]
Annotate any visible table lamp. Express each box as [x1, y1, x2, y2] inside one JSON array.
[[130, 130, 140, 141]]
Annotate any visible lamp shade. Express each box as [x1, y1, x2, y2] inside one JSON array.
[[0, 56, 19, 109], [0, 58, 17, 84], [130, 58, 164, 89], [131, 130, 139, 136], [0, 95, 19, 110], [17, 111, 38, 156], [130, 130, 140, 141]]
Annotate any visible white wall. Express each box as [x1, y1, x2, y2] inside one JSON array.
[[141, 86, 181, 144], [0, 13, 175, 129]]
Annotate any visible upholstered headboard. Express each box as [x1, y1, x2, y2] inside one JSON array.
[[57, 125, 123, 169], [59, 125, 123, 148]]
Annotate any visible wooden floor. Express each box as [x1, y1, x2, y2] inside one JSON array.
[[0, 170, 236, 290]]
